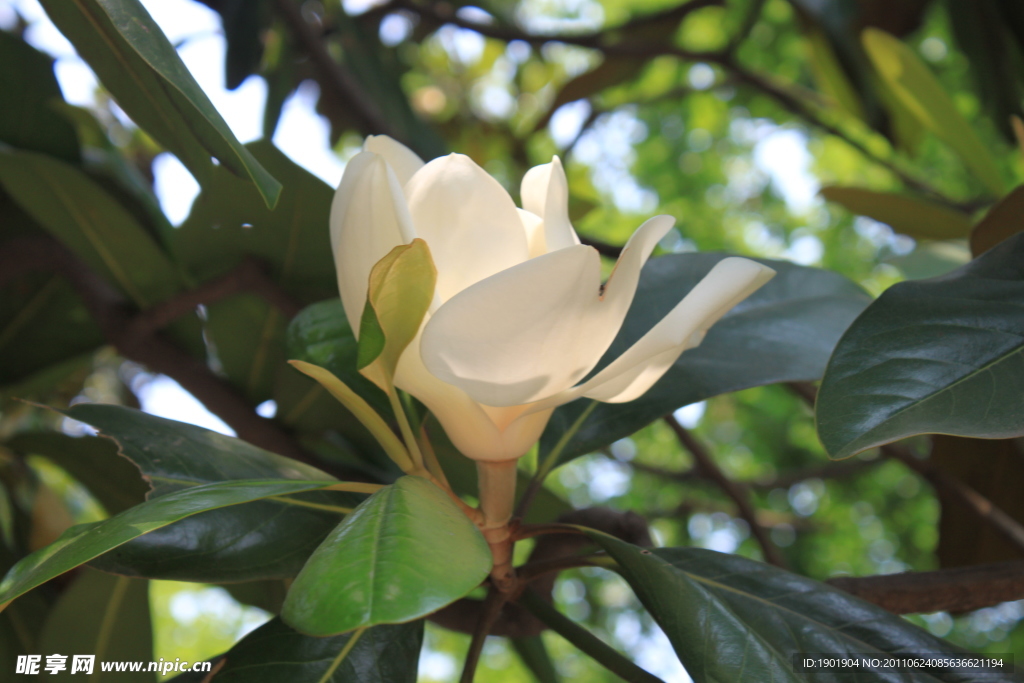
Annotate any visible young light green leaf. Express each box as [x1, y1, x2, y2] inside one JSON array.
[[0, 479, 360, 609], [357, 239, 437, 389], [863, 28, 1004, 196], [282, 475, 490, 636], [36, 0, 281, 207], [820, 186, 973, 240], [817, 232, 1024, 459], [289, 360, 414, 472]]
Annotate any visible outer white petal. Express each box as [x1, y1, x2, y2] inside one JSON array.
[[406, 154, 529, 301], [520, 156, 580, 253], [394, 332, 547, 461], [330, 151, 415, 335], [419, 216, 673, 407], [363, 135, 424, 188], [575, 257, 776, 403]]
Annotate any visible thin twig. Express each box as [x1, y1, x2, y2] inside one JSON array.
[[664, 414, 788, 568], [517, 553, 610, 582], [827, 559, 1024, 614], [518, 588, 665, 683], [272, 0, 398, 140]]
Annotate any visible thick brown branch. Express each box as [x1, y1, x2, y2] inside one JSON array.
[[828, 560, 1024, 614], [3, 236, 320, 468], [664, 415, 788, 568]]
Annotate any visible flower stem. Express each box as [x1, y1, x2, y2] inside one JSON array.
[[387, 388, 425, 472], [476, 459, 519, 591]]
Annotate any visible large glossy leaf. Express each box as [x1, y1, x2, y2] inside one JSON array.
[[0, 478, 351, 608], [0, 149, 182, 309], [816, 232, 1024, 459], [863, 28, 1004, 196], [820, 186, 972, 240], [60, 404, 359, 582], [586, 532, 1003, 683], [0, 31, 79, 162], [38, 569, 152, 682], [283, 475, 490, 636], [211, 617, 423, 683], [542, 253, 871, 463], [36, 0, 281, 207], [5, 432, 148, 515]]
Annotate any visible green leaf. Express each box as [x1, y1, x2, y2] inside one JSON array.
[[585, 532, 994, 683], [971, 185, 1024, 257], [820, 186, 973, 240], [0, 478, 350, 608], [358, 240, 437, 389], [542, 254, 871, 464], [0, 148, 182, 308], [211, 617, 423, 683], [5, 432, 148, 515], [817, 232, 1024, 459], [0, 31, 79, 162], [283, 475, 490, 636], [38, 568, 152, 682], [58, 404, 358, 582], [863, 28, 1005, 196], [36, 0, 282, 207], [285, 299, 390, 417]]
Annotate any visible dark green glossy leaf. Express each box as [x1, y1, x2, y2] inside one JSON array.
[[283, 476, 490, 636], [817, 232, 1024, 459], [543, 253, 871, 463], [36, 0, 281, 207], [0, 31, 79, 162], [586, 532, 1002, 683], [0, 478, 346, 607], [38, 568, 152, 682], [5, 432, 148, 515], [211, 617, 423, 683], [0, 148, 182, 309], [60, 404, 357, 582]]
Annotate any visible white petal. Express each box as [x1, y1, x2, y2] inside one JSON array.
[[363, 135, 424, 188], [518, 209, 546, 259], [394, 332, 546, 461], [330, 151, 415, 335], [575, 257, 776, 402], [405, 154, 529, 301], [520, 156, 579, 253], [420, 216, 672, 408]]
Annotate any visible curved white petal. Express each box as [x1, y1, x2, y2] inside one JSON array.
[[362, 135, 424, 188], [420, 216, 673, 408], [574, 257, 776, 403], [518, 209, 546, 259], [406, 154, 529, 302], [394, 332, 545, 461], [520, 156, 579, 253], [330, 151, 415, 335]]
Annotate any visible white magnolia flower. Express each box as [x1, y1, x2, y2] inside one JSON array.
[[331, 135, 775, 464]]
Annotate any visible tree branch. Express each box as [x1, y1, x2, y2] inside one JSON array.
[[664, 414, 788, 568], [2, 236, 326, 470], [828, 560, 1024, 614]]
